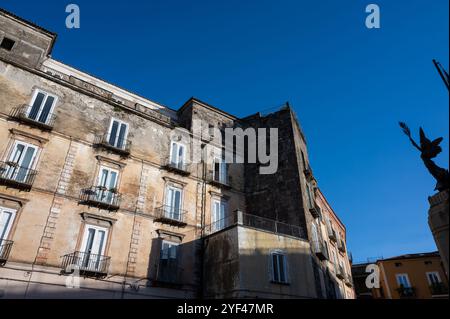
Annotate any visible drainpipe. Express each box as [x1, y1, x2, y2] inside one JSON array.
[[198, 143, 207, 298]]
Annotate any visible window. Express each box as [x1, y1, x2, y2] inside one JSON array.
[[0, 37, 15, 51], [2, 141, 38, 183], [311, 222, 320, 251], [0, 207, 16, 241], [27, 90, 57, 124], [80, 225, 108, 271], [425, 261, 432, 265], [107, 118, 128, 150], [395, 262, 402, 267], [212, 199, 227, 231], [169, 142, 185, 169], [306, 183, 314, 208], [161, 241, 178, 260], [164, 186, 183, 221], [95, 166, 119, 204], [396, 274, 411, 288], [271, 251, 288, 284], [426, 272, 442, 285], [213, 156, 227, 184]]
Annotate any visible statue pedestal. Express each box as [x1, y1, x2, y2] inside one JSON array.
[[428, 190, 449, 275]]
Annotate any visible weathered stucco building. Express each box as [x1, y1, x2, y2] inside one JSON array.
[[0, 8, 353, 299]]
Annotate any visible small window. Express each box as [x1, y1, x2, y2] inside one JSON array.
[[27, 90, 57, 124], [271, 251, 288, 284], [425, 261, 432, 265], [0, 37, 15, 51], [161, 241, 178, 260], [426, 272, 441, 285], [107, 118, 129, 150], [395, 262, 402, 267]]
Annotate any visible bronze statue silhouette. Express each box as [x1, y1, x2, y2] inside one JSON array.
[[400, 122, 449, 192]]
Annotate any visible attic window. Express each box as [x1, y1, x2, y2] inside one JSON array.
[[0, 37, 15, 51], [395, 262, 402, 267]]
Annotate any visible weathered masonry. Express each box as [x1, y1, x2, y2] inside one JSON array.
[[0, 8, 354, 299]]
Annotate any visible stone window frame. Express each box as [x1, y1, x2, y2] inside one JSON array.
[[0, 194, 28, 248], [92, 155, 126, 192], [161, 177, 186, 216], [269, 249, 290, 285], [209, 191, 230, 227], [0, 34, 17, 52], [74, 212, 116, 256], [1, 129, 48, 172], [26, 87, 60, 123]]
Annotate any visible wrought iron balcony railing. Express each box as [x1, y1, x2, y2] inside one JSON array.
[[0, 161, 37, 190], [162, 159, 191, 176], [11, 105, 56, 131], [94, 133, 131, 156], [345, 274, 354, 287], [79, 186, 121, 211], [61, 251, 110, 278], [206, 172, 231, 189], [397, 286, 416, 299], [309, 201, 321, 219], [336, 266, 346, 280], [0, 240, 13, 266], [430, 282, 449, 296], [338, 240, 346, 253], [312, 240, 329, 261], [204, 210, 306, 239], [327, 227, 337, 242], [304, 166, 314, 181], [154, 205, 187, 227]]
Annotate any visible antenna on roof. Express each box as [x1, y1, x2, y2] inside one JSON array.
[[432, 59, 450, 91]]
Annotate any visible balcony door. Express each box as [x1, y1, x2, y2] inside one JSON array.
[[212, 200, 227, 231], [0, 208, 15, 258], [80, 225, 108, 271], [96, 166, 118, 204], [170, 142, 185, 169], [213, 156, 227, 183], [165, 186, 182, 220], [396, 273, 411, 288], [4, 141, 37, 183], [27, 90, 57, 124], [108, 118, 128, 149], [311, 222, 320, 252]]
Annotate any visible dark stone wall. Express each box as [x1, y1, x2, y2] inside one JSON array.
[[242, 108, 308, 236]]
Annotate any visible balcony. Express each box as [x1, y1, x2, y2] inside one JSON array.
[[0, 161, 37, 190], [94, 134, 131, 156], [345, 274, 354, 287], [0, 240, 13, 266], [312, 240, 328, 261], [61, 251, 110, 278], [162, 159, 190, 176], [430, 282, 449, 296], [328, 227, 337, 242], [207, 172, 231, 189], [304, 166, 314, 181], [309, 201, 321, 219], [338, 240, 346, 254], [154, 205, 187, 227], [204, 210, 306, 239], [336, 266, 346, 280], [79, 186, 121, 211], [396, 286, 416, 299], [11, 105, 56, 131]]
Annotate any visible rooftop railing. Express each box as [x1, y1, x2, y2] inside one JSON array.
[[204, 210, 306, 239]]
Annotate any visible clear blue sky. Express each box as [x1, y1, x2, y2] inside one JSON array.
[[2, 0, 448, 262]]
